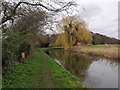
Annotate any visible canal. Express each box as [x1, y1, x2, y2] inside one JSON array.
[[46, 49, 119, 88]]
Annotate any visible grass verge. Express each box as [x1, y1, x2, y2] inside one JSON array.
[[2, 48, 84, 88]]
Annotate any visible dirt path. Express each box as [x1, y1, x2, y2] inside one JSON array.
[[43, 57, 54, 88], [31, 56, 54, 88]]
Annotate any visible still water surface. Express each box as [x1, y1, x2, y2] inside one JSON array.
[[46, 49, 119, 88]]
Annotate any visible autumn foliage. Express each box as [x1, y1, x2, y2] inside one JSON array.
[[56, 16, 93, 50]]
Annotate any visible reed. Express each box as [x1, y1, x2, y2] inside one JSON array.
[[71, 44, 119, 60]]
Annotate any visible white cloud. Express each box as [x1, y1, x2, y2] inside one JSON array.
[[75, 1, 118, 39]]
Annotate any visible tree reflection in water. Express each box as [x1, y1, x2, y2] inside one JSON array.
[[47, 49, 94, 81]]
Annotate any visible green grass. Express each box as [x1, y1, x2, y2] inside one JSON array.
[[3, 48, 84, 88], [90, 45, 105, 48], [42, 46, 63, 51]]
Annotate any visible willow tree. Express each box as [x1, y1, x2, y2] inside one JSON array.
[[56, 16, 93, 50]]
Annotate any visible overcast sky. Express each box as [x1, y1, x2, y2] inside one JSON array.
[[73, 0, 119, 39], [4, 0, 119, 39], [49, 0, 119, 39]]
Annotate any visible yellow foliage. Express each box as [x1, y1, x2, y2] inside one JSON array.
[[56, 16, 93, 50], [56, 33, 69, 50]]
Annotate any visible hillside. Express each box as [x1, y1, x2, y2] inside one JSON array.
[[49, 32, 120, 45], [92, 32, 120, 45]]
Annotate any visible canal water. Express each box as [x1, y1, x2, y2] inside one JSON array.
[[46, 49, 119, 88]]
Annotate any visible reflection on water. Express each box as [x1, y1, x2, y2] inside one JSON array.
[[46, 49, 119, 88]]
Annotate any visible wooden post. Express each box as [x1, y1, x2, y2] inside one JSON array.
[[21, 52, 25, 59]]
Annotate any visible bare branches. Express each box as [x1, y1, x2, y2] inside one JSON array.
[[14, 2, 56, 12], [1, 1, 76, 25]]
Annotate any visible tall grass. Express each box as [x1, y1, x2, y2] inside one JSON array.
[[71, 44, 119, 60]]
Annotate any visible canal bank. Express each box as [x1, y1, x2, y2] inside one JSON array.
[[71, 44, 119, 60], [46, 48, 119, 88], [3, 48, 84, 88]]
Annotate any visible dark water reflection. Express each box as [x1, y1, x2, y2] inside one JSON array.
[[46, 49, 119, 88]]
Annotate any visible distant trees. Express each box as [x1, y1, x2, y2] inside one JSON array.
[[92, 33, 120, 45], [56, 16, 93, 50]]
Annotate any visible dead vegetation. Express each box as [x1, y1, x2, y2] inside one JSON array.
[[71, 44, 120, 60]]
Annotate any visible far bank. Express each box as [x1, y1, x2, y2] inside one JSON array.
[[70, 44, 119, 61]]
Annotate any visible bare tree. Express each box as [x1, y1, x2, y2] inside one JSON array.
[[1, 0, 77, 25]]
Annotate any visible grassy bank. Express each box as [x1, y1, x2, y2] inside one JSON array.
[[71, 44, 119, 60], [3, 48, 83, 88]]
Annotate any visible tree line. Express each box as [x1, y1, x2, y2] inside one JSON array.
[[92, 33, 120, 44], [50, 16, 120, 49]]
